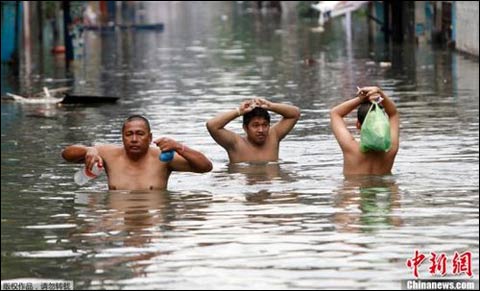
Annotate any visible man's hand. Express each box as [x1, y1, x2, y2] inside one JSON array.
[[252, 97, 273, 109], [357, 86, 385, 103], [154, 137, 182, 152], [238, 99, 257, 115], [238, 97, 273, 115], [155, 138, 212, 173], [85, 147, 103, 171]]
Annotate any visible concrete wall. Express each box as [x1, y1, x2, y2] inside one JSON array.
[[455, 1, 479, 56]]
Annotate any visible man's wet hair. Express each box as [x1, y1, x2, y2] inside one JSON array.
[[243, 107, 271, 126], [122, 115, 151, 133]]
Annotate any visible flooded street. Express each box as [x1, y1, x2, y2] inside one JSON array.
[[1, 2, 478, 289]]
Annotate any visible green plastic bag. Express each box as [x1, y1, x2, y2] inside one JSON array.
[[360, 102, 391, 152]]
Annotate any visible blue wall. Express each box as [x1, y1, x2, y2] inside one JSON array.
[[1, 1, 22, 63]]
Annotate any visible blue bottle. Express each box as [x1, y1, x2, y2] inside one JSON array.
[[159, 150, 174, 162]]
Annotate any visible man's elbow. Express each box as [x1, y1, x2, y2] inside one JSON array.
[[198, 161, 213, 173], [61, 145, 85, 163], [292, 107, 301, 120], [329, 107, 338, 119], [205, 161, 213, 172], [205, 120, 215, 133], [61, 149, 67, 161], [61, 147, 72, 161], [390, 109, 399, 118], [329, 108, 344, 127]]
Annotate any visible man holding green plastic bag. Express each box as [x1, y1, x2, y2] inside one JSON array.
[[330, 86, 399, 176], [360, 99, 392, 152]]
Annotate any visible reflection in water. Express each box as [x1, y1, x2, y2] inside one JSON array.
[[227, 162, 298, 203], [71, 191, 173, 279], [105, 191, 172, 245], [333, 176, 402, 233], [227, 162, 297, 185], [70, 190, 211, 284]]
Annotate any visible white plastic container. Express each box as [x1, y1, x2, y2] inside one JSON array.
[[74, 163, 103, 185]]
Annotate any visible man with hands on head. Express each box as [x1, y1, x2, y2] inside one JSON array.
[[206, 98, 300, 163], [330, 86, 399, 176]]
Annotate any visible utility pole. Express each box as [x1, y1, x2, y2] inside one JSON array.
[[23, 1, 32, 77], [63, 0, 73, 68]]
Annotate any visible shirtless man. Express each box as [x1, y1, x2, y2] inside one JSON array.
[[62, 115, 212, 190], [330, 86, 400, 176], [206, 98, 300, 163]]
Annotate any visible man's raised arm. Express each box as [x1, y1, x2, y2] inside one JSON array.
[[254, 98, 300, 141], [330, 94, 365, 153], [154, 138, 212, 173], [206, 100, 255, 150]]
